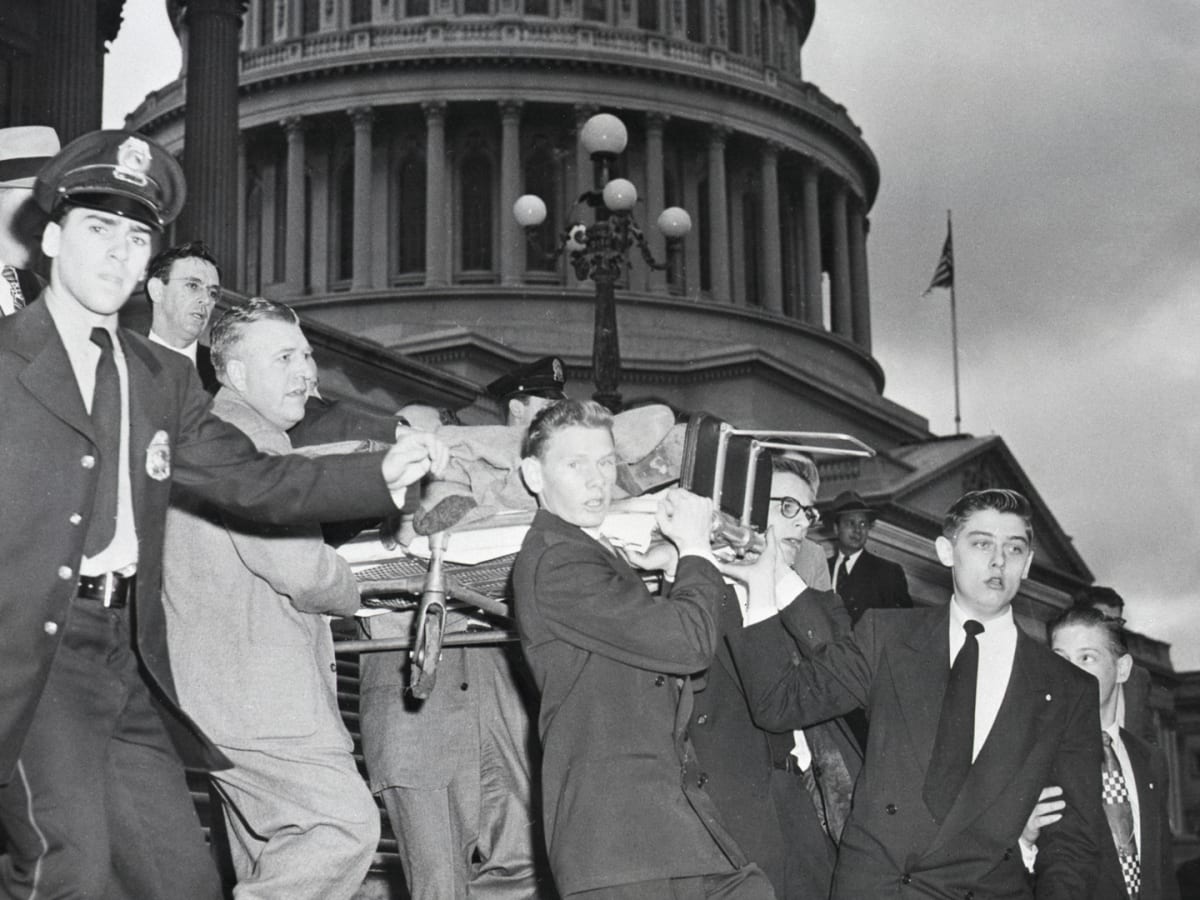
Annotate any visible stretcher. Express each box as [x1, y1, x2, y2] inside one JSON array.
[[336, 413, 874, 700]]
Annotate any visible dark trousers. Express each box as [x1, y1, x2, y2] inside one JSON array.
[[565, 864, 776, 900], [0, 600, 222, 900]]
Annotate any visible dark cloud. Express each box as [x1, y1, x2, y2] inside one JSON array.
[[810, 1, 1200, 666]]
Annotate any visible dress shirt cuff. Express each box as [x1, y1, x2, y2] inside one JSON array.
[[1018, 837, 1037, 873], [775, 570, 807, 611]]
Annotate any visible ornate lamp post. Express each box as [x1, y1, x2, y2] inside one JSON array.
[[513, 113, 691, 412]]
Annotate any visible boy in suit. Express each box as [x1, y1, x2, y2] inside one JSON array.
[[513, 399, 774, 899], [1025, 607, 1178, 900], [727, 488, 1106, 898]]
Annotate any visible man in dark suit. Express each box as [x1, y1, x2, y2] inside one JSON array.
[[144, 240, 222, 387], [728, 488, 1106, 899], [514, 399, 774, 899], [0, 125, 60, 314], [1073, 586, 1157, 747], [827, 489, 912, 624], [0, 130, 447, 899], [1029, 607, 1178, 900], [691, 451, 861, 899]]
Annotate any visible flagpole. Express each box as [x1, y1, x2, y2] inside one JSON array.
[[946, 210, 961, 435]]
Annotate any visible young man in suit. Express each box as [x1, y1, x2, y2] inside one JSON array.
[[727, 488, 1106, 899], [1073, 586, 1157, 746], [827, 489, 912, 624], [0, 125, 59, 314], [1025, 607, 1178, 900], [514, 399, 774, 899], [691, 452, 860, 899], [0, 130, 446, 899]]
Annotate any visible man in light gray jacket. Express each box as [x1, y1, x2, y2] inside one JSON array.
[[161, 298, 434, 899]]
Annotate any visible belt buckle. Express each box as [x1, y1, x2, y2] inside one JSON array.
[[99, 572, 119, 608]]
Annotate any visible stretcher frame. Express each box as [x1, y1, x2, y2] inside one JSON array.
[[339, 418, 874, 700]]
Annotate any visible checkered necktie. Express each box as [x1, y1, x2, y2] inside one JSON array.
[[1102, 731, 1140, 899], [1, 265, 25, 313]]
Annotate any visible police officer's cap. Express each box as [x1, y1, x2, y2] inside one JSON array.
[[34, 130, 185, 230], [486, 356, 567, 402]]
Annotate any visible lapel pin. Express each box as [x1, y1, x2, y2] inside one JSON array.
[[1044, 693, 1052, 702]]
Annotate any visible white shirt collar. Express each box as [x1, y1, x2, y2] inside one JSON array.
[[148, 328, 198, 363]]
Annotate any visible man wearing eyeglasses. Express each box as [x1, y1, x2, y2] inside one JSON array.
[[145, 240, 222, 389], [692, 452, 861, 898]]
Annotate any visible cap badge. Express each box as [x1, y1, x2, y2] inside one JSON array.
[[552, 358, 564, 382], [114, 137, 151, 187]]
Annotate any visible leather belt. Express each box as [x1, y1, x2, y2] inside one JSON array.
[[76, 572, 133, 609]]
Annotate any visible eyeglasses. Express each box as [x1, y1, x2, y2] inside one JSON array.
[[164, 278, 221, 303], [771, 496, 820, 525]]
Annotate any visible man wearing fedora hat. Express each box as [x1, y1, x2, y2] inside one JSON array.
[[0, 125, 61, 315], [827, 490, 912, 625], [0, 130, 448, 899]]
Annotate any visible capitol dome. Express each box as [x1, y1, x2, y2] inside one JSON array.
[[128, 0, 923, 443]]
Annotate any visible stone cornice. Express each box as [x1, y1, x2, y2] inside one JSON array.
[[125, 25, 878, 200]]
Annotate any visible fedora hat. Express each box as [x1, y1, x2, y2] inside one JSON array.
[[0, 126, 61, 188], [829, 490, 877, 521]]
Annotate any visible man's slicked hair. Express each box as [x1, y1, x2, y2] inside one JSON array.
[[941, 489, 1033, 542], [522, 399, 613, 460], [771, 451, 819, 495], [146, 240, 222, 285], [209, 297, 299, 380], [1048, 605, 1129, 658]]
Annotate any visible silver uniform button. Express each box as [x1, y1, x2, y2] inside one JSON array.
[[44, 621, 59, 636], [69, 513, 83, 525], [58, 566, 73, 580], [81, 455, 96, 469]]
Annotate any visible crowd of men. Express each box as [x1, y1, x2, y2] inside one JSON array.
[[0, 123, 1185, 900]]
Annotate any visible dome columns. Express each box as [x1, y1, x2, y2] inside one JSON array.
[[350, 107, 375, 291], [282, 115, 308, 294], [423, 102, 450, 288]]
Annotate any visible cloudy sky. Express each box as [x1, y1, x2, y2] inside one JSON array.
[[103, 0, 1200, 666]]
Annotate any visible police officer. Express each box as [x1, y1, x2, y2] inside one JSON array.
[[486, 354, 567, 430], [0, 130, 446, 899]]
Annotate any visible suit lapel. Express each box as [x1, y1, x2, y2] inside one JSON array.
[[931, 631, 1052, 847], [13, 301, 96, 442], [887, 606, 951, 774]]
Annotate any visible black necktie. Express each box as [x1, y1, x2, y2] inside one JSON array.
[[836, 556, 850, 591], [924, 619, 984, 822], [83, 328, 121, 556], [1102, 731, 1140, 898]]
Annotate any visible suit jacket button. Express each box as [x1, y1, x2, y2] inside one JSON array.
[[901, 873, 911, 885], [81, 455, 96, 469], [698, 773, 708, 787], [58, 566, 73, 580], [43, 621, 59, 636], [69, 513, 82, 525], [886, 803, 897, 815], [1003, 848, 1012, 861], [696, 714, 709, 725], [460, 682, 469, 691], [329, 662, 337, 672], [654, 675, 666, 686]]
